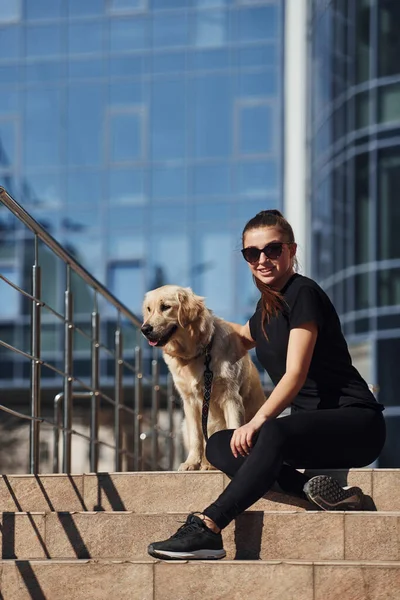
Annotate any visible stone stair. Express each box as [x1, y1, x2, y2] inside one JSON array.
[[0, 469, 399, 599]]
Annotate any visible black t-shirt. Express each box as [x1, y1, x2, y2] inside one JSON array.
[[249, 273, 384, 412]]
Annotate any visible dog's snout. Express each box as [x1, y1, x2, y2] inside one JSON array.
[[141, 323, 153, 336]]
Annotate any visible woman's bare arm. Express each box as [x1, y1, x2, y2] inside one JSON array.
[[250, 321, 318, 424], [226, 320, 256, 350]]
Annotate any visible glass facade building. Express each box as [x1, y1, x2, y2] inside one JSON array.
[[0, 1, 284, 389], [309, 0, 400, 465]]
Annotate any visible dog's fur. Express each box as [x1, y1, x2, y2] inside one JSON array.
[[141, 285, 266, 471]]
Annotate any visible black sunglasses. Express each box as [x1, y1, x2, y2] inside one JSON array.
[[241, 242, 289, 264]]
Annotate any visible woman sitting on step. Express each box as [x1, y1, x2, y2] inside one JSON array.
[[148, 210, 386, 561]]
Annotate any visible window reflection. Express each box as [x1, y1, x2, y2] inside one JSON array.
[[194, 9, 227, 48], [149, 235, 189, 288], [110, 18, 148, 52], [24, 172, 63, 208], [0, 0, 21, 22], [237, 102, 274, 155], [109, 55, 145, 77], [68, 59, 104, 80], [238, 44, 277, 69], [109, 168, 146, 205], [355, 0, 371, 83], [378, 0, 400, 78], [110, 81, 144, 105], [238, 70, 277, 97], [109, 111, 145, 163], [25, 88, 62, 168], [189, 48, 229, 70], [236, 6, 278, 42], [0, 120, 16, 169], [0, 90, 19, 115], [110, 0, 146, 12], [151, 79, 186, 160], [0, 65, 20, 85], [355, 272, 370, 310], [26, 61, 64, 83], [378, 84, 400, 124], [193, 164, 230, 196], [0, 25, 20, 59], [67, 84, 104, 166], [378, 148, 400, 261], [107, 260, 145, 314], [26, 24, 64, 58], [194, 203, 230, 223], [152, 166, 186, 200], [108, 234, 145, 260], [25, 0, 63, 20], [151, 205, 188, 228], [153, 13, 188, 48], [378, 269, 400, 307], [108, 206, 146, 230], [68, 22, 103, 55], [152, 52, 186, 74], [237, 161, 278, 196], [192, 74, 231, 158], [68, 0, 103, 16], [67, 237, 103, 282], [199, 232, 232, 318], [0, 268, 20, 318], [67, 171, 102, 207]]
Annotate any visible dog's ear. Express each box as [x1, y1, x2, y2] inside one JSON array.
[[176, 288, 205, 327]]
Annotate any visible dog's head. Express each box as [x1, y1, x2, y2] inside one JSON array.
[[141, 285, 206, 347]]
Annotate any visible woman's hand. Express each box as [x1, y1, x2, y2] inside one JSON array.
[[230, 420, 263, 458]]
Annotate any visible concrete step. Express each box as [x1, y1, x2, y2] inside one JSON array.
[[2, 510, 400, 563], [0, 559, 399, 600], [0, 469, 399, 514]]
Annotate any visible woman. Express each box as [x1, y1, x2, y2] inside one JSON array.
[[148, 210, 385, 561]]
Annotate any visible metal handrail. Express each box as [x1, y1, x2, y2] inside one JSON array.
[[0, 187, 180, 474]]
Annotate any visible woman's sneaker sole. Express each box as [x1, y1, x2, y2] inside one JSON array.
[[147, 545, 226, 560], [303, 475, 364, 511]]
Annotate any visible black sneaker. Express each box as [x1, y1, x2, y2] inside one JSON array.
[[303, 475, 364, 511], [147, 513, 226, 561]]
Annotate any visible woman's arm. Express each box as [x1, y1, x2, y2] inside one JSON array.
[[226, 320, 256, 350], [230, 321, 318, 457], [252, 321, 318, 424]]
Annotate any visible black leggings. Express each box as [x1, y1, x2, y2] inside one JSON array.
[[202, 406, 386, 529]]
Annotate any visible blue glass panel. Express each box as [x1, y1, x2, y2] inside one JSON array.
[[235, 6, 278, 42], [68, 22, 103, 55], [26, 61, 64, 83], [194, 202, 230, 222], [110, 0, 146, 12], [25, 0, 63, 20], [153, 13, 188, 48], [151, 79, 186, 160], [196, 0, 229, 6], [193, 164, 230, 196], [108, 235, 145, 260], [191, 74, 231, 158], [63, 210, 101, 235], [0, 1, 21, 22], [107, 261, 145, 314], [152, 52, 186, 74], [0, 90, 19, 114], [152, 0, 189, 8], [0, 65, 20, 84], [0, 121, 16, 169], [30, 209, 62, 235], [68, 0, 103, 16], [67, 84, 103, 166], [149, 234, 189, 288], [108, 206, 146, 229], [0, 268, 20, 318], [237, 161, 278, 195], [67, 236, 103, 280], [151, 205, 188, 227], [239, 104, 274, 154], [68, 59, 104, 79], [66, 171, 102, 207], [109, 55, 145, 77], [189, 47, 230, 69], [24, 172, 63, 208], [110, 81, 143, 105], [239, 70, 277, 97], [237, 44, 277, 68], [26, 24, 64, 57], [109, 168, 146, 205], [0, 25, 20, 59], [152, 166, 186, 200], [234, 199, 277, 224], [110, 112, 143, 162], [200, 232, 233, 317], [110, 18, 148, 52], [194, 9, 228, 47], [25, 88, 62, 168]]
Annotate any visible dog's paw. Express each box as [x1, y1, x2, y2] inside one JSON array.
[[178, 462, 201, 471], [200, 462, 216, 471]]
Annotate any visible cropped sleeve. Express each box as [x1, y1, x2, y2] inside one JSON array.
[[289, 286, 325, 330], [249, 299, 262, 341]]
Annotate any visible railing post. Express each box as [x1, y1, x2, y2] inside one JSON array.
[[53, 393, 63, 473], [63, 266, 73, 473], [90, 304, 100, 472], [114, 318, 123, 472], [167, 373, 175, 471], [30, 236, 41, 474], [134, 346, 143, 471], [151, 356, 160, 471]]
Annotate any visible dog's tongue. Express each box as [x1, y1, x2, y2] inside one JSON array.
[[148, 340, 158, 347]]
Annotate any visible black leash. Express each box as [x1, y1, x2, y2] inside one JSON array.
[[201, 337, 214, 442]]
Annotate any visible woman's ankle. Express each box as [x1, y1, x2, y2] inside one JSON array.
[[199, 514, 221, 534]]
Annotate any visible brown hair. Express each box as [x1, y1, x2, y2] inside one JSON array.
[[242, 209, 297, 327]]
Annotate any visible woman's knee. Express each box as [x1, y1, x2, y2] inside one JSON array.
[[205, 429, 234, 470]]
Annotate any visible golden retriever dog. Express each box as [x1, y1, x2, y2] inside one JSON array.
[[141, 285, 266, 471]]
